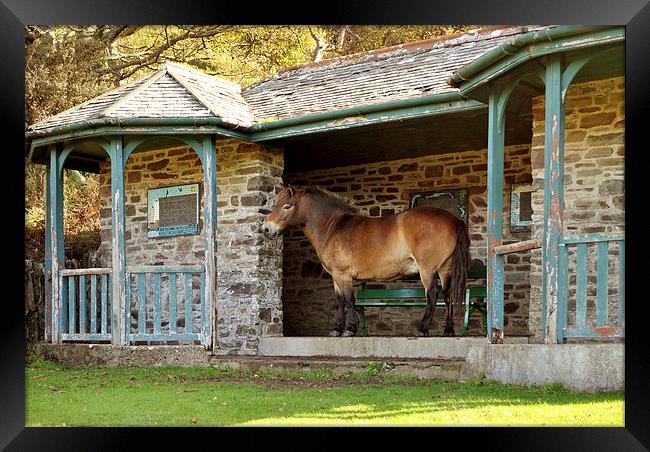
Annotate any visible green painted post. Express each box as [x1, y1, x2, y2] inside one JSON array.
[[137, 273, 146, 333], [153, 273, 162, 335], [596, 241, 609, 327], [79, 275, 86, 334], [557, 243, 568, 342], [101, 274, 108, 334], [68, 276, 76, 334], [49, 146, 65, 343], [44, 159, 52, 342], [486, 85, 506, 344], [184, 273, 193, 334], [109, 136, 128, 345], [168, 273, 177, 334], [201, 136, 217, 350], [90, 274, 98, 334], [542, 54, 566, 344], [618, 241, 625, 325]]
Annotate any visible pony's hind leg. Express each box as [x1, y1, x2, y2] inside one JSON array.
[[437, 258, 455, 336], [418, 271, 437, 336]]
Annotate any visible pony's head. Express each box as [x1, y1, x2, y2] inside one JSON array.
[[262, 185, 306, 237]]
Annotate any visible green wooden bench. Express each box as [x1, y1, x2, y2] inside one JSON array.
[[355, 264, 487, 336]]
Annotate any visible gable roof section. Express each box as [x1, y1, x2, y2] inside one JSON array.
[[241, 25, 554, 122], [27, 25, 567, 140], [28, 62, 255, 134]]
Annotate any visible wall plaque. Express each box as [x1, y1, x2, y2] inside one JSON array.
[[147, 183, 200, 238], [410, 188, 468, 223], [510, 182, 533, 232]]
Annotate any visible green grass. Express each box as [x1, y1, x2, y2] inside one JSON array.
[[26, 359, 624, 427]]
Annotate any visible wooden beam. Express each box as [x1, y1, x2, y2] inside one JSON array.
[[250, 99, 485, 142], [201, 136, 217, 351], [492, 239, 542, 255], [542, 54, 565, 344], [109, 136, 127, 345], [486, 85, 506, 344], [44, 158, 52, 342], [48, 146, 65, 343]]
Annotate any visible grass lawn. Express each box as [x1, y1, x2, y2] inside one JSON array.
[[26, 359, 624, 427]]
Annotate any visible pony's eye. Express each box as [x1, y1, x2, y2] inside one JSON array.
[[283, 204, 292, 210]]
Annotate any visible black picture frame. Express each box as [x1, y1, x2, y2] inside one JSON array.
[[6, 1, 648, 449], [510, 182, 534, 232], [410, 188, 468, 223]]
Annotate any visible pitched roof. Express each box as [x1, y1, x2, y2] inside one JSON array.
[[28, 25, 555, 136], [241, 25, 554, 121], [28, 62, 255, 133]]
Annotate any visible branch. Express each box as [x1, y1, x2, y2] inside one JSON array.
[[96, 26, 232, 80]]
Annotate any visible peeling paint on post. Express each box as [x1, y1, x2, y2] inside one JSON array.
[[543, 54, 565, 344], [486, 86, 505, 344], [110, 136, 127, 345], [49, 146, 64, 344], [201, 136, 216, 350], [44, 158, 52, 342]]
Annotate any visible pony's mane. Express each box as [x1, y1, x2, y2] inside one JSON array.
[[299, 185, 360, 215]]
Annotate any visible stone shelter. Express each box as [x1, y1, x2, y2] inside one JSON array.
[[27, 25, 625, 358]]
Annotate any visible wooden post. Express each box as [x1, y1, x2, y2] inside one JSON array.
[[486, 85, 506, 344], [543, 54, 565, 344], [109, 136, 127, 345], [49, 145, 65, 343], [44, 158, 52, 342], [201, 136, 217, 350]]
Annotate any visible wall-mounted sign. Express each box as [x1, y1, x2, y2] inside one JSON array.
[[410, 188, 468, 223], [147, 183, 200, 238], [510, 182, 533, 232]]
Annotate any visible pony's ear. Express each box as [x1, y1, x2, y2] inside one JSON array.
[[287, 184, 295, 197]]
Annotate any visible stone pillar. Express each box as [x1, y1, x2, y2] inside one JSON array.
[[214, 140, 284, 355]]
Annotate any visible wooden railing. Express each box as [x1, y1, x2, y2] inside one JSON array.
[[557, 233, 624, 341], [125, 265, 205, 343], [59, 268, 112, 342]]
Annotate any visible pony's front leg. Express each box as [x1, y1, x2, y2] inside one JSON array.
[[329, 288, 345, 337], [332, 276, 357, 337]]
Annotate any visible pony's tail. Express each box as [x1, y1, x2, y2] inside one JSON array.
[[449, 219, 471, 308]]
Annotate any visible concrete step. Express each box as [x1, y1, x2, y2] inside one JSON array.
[[209, 355, 464, 381], [258, 336, 527, 360]]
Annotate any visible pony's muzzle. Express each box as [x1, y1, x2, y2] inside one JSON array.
[[261, 221, 280, 238]]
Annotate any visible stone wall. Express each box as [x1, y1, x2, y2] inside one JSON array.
[[214, 140, 284, 355], [98, 140, 284, 354], [283, 143, 533, 337], [529, 76, 625, 342]]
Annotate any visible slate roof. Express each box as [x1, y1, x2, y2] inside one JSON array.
[[28, 62, 255, 132], [29, 25, 555, 135], [241, 25, 554, 121]]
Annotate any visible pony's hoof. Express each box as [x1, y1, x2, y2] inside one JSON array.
[[442, 327, 455, 337], [329, 329, 342, 337], [417, 329, 429, 337], [341, 330, 356, 337]]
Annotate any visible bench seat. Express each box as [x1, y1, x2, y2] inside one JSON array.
[[354, 264, 487, 336]]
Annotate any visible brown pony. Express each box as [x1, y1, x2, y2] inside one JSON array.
[[262, 185, 470, 337]]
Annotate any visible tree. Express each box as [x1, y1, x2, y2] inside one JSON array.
[[25, 25, 477, 259]]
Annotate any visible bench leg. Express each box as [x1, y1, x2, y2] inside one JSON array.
[[461, 288, 471, 336], [357, 307, 369, 337]]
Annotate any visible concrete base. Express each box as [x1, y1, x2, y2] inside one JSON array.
[[31, 343, 211, 368], [30, 339, 624, 392], [210, 356, 464, 381], [258, 336, 528, 359], [461, 342, 624, 392]]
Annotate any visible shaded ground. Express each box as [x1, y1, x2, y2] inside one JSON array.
[[26, 359, 624, 427]]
